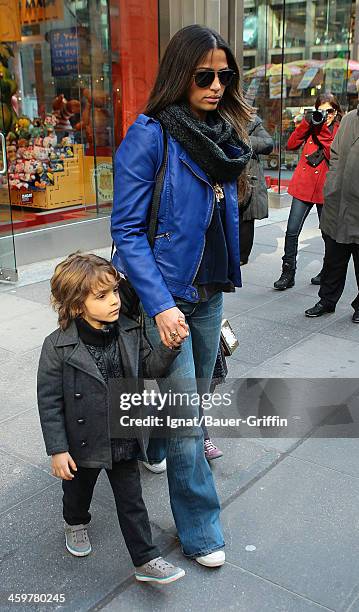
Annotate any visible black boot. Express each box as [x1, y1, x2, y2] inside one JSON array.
[[310, 272, 322, 286], [274, 263, 295, 290]]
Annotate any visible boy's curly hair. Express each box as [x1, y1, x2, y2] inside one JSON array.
[[50, 252, 120, 330]]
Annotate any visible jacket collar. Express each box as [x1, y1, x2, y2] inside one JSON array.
[[178, 149, 212, 186], [54, 315, 140, 386], [54, 314, 140, 347], [178, 143, 246, 186]]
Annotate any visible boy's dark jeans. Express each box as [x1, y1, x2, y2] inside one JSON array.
[[62, 459, 159, 567]]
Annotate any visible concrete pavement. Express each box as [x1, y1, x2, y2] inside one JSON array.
[[1, 209, 359, 612]]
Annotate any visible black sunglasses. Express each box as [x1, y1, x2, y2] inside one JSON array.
[[193, 69, 236, 88]]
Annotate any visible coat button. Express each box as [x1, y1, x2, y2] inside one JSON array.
[[315, 170, 319, 174], [77, 418, 85, 425], [309, 141, 313, 144], [74, 393, 82, 399], [80, 440, 87, 447]]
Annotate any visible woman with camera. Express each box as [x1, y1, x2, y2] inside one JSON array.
[[273, 93, 342, 290]]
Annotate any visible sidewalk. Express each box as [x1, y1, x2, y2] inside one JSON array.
[[1, 209, 359, 612]]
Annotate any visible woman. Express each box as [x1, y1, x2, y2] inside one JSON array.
[[240, 114, 274, 264], [111, 25, 252, 566], [273, 93, 342, 290]]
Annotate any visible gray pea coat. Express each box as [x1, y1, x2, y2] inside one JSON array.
[[321, 107, 359, 244], [37, 314, 180, 469]]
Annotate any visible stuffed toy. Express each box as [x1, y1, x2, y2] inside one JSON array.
[[0, 43, 18, 134], [32, 117, 44, 140], [43, 130, 57, 149], [52, 94, 80, 132], [14, 116, 32, 141], [23, 160, 36, 184], [6, 132, 17, 162], [74, 88, 110, 146], [33, 162, 47, 189]]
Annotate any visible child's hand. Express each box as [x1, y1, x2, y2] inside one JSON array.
[[51, 452, 77, 480]]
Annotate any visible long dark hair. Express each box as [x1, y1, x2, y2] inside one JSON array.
[[145, 25, 253, 140], [315, 92, 343, 122]]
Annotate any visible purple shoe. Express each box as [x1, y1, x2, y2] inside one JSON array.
[[204, 438, 223, 461]]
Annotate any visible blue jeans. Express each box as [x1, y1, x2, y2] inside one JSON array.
[[283, 197, 323, 269], [143, 292, 225, 558]]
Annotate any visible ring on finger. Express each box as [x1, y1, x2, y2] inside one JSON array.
[[169, 330, 179, 340]]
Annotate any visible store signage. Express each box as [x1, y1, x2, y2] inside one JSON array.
[[21, 0, 64, 25], [49, 28, 78, 77], [0, 0, 21, 41], [21, 192, 33, 204], [297, 68, 318, 90], [93, 162, 113, 202]]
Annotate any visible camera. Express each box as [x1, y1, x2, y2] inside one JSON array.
[[311, 109, 328, 126]]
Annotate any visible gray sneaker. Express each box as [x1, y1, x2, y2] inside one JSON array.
[[64, 522, 92, 557], [135, 557, 185, 584]]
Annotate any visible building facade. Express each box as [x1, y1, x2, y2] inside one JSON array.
[[0, 0, 357, 281]]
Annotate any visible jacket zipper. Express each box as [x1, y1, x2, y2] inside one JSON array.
[[180, 158, 217, 284], [191, 190, 216, 283], [154, 232, 171, 240]]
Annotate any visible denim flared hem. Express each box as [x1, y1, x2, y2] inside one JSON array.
[[182, 542, 225, 559]]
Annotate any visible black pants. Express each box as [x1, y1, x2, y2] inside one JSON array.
[[240, 219, 255, 263], [319, 233, 359, 311], [62, 459, 159, 567]]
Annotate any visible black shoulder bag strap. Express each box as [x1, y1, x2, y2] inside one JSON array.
[[310, 131, 329, 167], [111, 124, 168, 258]]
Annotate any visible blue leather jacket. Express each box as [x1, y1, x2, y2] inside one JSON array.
[[111, 113, 245, 318]]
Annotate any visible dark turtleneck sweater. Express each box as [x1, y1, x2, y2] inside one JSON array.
[[75, 318, 139, 462]]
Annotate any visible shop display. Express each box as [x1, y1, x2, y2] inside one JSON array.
[[3, 111, 86, 209], [9, 142, 85, 209]]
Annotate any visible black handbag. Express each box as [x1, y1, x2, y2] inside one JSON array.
[[306, 148, 325, 168], [111, 127, 168, 321], [210, 320, 239, 390], [305, 132, 328, 168], [210, 342, 228, 391]]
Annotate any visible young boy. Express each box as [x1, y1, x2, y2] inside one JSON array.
[[37, 252, 188, 584]]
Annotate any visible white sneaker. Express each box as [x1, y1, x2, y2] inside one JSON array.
[[142, 458, 167, 473], [195, 550, 225, 567]]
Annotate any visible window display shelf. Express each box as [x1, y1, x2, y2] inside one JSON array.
[[9, 145, 85, 210]]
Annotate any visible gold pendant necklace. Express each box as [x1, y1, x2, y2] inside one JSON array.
[[213, 183, 224, 202]]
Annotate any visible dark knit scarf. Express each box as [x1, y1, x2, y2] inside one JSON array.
[[76, 318, 124, 382], [157, 103, 252, 183]]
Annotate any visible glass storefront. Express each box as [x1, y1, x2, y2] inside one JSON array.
[[243, 0, 357, 194]]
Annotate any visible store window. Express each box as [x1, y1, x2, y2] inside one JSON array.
[[243, 0, 357, 194], [0, 0, 159, 271], [0, 0, 116, 237]]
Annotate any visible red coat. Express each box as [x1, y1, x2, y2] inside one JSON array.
[[286, 118, 339, 204]]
